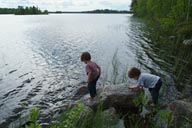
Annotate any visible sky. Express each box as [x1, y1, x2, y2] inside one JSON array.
[[0, 0, 132, 11]]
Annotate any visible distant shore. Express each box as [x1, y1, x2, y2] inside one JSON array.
[[0, 8, 133, 15], [48, 12, 133, 14], [49, 10, 133, 14]]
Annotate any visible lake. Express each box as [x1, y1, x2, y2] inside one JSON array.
[[0, 14, 179, 127]]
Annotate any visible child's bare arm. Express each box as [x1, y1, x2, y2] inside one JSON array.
[[128, 85, 143, 90], [128, 85, 139, 89], [87, 72, 92, 83]]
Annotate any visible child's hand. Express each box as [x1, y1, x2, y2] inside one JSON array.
[[128, 85, 143, 91], [128, 85, 138, 89]]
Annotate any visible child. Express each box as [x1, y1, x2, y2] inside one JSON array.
[[81, 52, 101, 99], [128, 67, 162, 107]]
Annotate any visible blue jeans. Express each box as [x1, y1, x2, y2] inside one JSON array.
[[149, 79, 162, 104], [88, 76, 99, 98]]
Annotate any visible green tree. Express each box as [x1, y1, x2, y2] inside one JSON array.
[[131, 0, 192, 37]]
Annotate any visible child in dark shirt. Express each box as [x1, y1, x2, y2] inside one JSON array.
[[81, 52, 101, 99]]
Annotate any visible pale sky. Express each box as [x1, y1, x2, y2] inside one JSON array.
[[0, 0, 132, 11]]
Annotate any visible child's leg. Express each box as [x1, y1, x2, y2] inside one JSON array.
[[149, 88, 159, 105], [88, 81, 97, 98], [149, 79, 162, 105]]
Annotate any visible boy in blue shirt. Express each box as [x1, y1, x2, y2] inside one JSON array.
[[128, 67, 162, 107]]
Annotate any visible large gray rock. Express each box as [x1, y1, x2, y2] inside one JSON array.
[[72, 86, 89, 100], [183, 39, 192, 46], [169, 100, 192, 128], [83, 84, 144, 114]]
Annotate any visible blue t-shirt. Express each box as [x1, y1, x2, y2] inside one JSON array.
[[137, 73, 160, 88]]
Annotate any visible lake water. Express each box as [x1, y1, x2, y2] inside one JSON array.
[[0, 14, 179, 127]]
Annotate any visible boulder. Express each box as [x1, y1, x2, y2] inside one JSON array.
[[169, 100, 192, 128], [83, 84, 144, 114], [168, 36, 176, 41], [183, 39, 192, 46], [72, 86, 89, 100]]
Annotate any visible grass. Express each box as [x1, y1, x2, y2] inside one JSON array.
[[49, 103, 120, 128], [111, 49, 119, 84], [19, 107, 42, 128]]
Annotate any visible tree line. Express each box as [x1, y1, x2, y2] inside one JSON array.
[[0, 6, 48, 15], [131, 0, 192, 39], [48, 9, 132, 14], [83, 9, 132, 13]]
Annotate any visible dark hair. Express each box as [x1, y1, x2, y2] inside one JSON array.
[[81, 52, 91, 61], [128, 67, 141, 78]]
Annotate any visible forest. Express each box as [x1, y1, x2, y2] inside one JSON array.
[[0, 6, 48, 15], [131, 0, 192, 39]]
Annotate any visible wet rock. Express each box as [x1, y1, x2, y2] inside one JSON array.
[[23, 78, 34, 84], [0, 120, 7, 128], [72, 86, 89, 100], [183, 39, 192, 46], [9, 69, 17, 74], [40, 123, 50, 128], [169, 100, 192, 128], [12, 105, 25, 113], [26, 92, 37, 98], [168, 36, 176, 41], [83, 84, 143, 114], [19, 73, 29, 78]]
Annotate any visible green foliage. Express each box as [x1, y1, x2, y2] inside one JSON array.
[[169, 0, 185, 21], [132, 0, 147, 17], [110, 50, 129, 84], [111, 50, 119, 84], [124, 113, 145, 128], [131, 0, 192, 37], [15, 6, 48, 15], [158, 18, 175, 32], [51, 103, 83, 128], [50, 103, 120, 128], [84, 9, 131, 13], [0, 8, 16, 14], [156, 110, 171, 124], [183, 116, 192, 127], [133, 91, 145, 107], [176, 21, 192, 38], [24, 107, 42, 128], [0, 6, 48, 15]]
